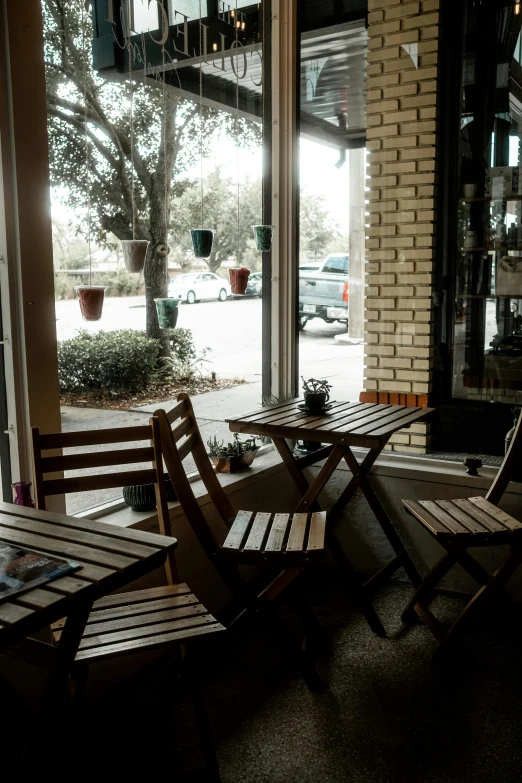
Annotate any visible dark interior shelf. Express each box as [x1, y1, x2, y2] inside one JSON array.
[[460, 195, 522, 202]]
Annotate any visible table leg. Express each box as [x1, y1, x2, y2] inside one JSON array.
[[40, 600, 92, 720], [343, 447, 422, 588]]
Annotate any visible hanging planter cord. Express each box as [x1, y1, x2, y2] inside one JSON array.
[[76, 1, 105, 322]]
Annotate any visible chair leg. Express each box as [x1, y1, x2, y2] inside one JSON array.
[[184, 650, 221, 783], [435, 545, 522, 659], [260, 603, 325, 692], [401, 551, 459, 624]]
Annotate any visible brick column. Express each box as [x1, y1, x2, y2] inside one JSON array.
[[362, 0, 441, 453]]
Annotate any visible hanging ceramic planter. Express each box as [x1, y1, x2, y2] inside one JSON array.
[[191, 228, 215, 259], [76, 286, 106, 321], [229, 267, 251, 296], [121, 239, 149, 273], [154, 297, 179, 329], [252, 225, 275, 252]]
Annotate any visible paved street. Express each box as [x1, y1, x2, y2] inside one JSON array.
[[56, 295, 364, 396]]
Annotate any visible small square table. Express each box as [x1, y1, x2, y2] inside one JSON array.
[[227, 398, 434, 636], [0, 501, 177, 712]]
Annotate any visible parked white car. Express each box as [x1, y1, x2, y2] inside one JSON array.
[[168, 272, 231, 304]]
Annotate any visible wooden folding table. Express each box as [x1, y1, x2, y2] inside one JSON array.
[[0, 501, 177, 713], [227, 398, 433, 636]]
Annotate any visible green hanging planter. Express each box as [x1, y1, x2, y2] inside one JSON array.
[[154, 298, 179, 329], [191, 228, 215, 259], [252, 225, 275, 252]]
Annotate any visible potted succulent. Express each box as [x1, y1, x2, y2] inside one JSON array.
[[121, 239, 149, 273], [229, 267, 251, 295], [207, 433, 259, 473], [301, 376, 332, 413], [76, 285, 106, 321]]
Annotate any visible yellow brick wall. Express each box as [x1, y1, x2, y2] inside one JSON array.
[[364, 0, 440, 453]]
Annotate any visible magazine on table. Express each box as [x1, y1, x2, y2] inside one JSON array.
[[0, 541, 81, 601]]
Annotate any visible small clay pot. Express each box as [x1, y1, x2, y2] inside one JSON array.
[[253, 225, 275, 252], [76, 286, 106, 321], [303, 390, 330, 412], [122, 473, 177, 512], [154, 298, 179, 329], [121, 240, 149, 273], [191, 229, 215, 259], [229, 267, 250, 295]]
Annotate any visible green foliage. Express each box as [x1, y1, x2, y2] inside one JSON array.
[[301, 376, 332, 394], [58, 330, 160, 393], [169, 328, 197, 364], [170, 169, 262, 273], [300, 189, 340, 262], [92, 269, 141, 297], [54, 272, 72, 301], [207, 433, 258, 458]]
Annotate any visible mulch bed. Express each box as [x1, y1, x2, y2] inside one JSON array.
[[60, 376, 246, 411]]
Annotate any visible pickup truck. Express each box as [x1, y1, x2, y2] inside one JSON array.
[[298, 253, 349, 330]]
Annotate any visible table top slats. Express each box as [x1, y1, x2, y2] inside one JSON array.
[[300, 403, 392, 433], [363, 408, 427, 437], [0, 603, 34, 624], [0, 503, 175, 550], [0, 524, 137, 572], [347, 406, 413, 436], [251, 401, 363, 429], [44, 575, 95, 596], [226, 401, 433, 447], [468, 497, 522, 531], [264, 513, 291, 553], [15, 588, 69, 611], [0, 515, 160, 561], [243, 512, 272, 551]]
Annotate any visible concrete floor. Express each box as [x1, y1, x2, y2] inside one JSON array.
[[6, 573, 521, 783]]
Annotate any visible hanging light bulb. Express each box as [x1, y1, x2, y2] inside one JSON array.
[[515, 1, 521, 14], [212, 42, 218, 51], [241, 21, 246, 30]]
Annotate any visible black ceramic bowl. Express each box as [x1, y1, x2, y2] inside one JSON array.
[[122, 473, 177, 512]]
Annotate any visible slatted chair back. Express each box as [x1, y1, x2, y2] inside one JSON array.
[[486, 411, 522, 506], [155, 397, 247, 595], [31, 417, 178, 583]]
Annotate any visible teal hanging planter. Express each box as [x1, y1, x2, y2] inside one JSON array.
[[253, 225, 275, 252], [191, 228, 215, 259], [154, 298, 179, 329]]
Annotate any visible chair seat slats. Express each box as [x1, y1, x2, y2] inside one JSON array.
[[436, 500, 490, 534], [244, 512, 272, 551], [405, 497, 522, 539], [265, 513, 291, 552], [51, 584, 224, 662], [74, 621, 224, 662], [222, 510, 326, 562], [418, 501, 471, 535], [307, 512, 327, 552], [469, 496, 522, 531], [286, 513, 308, 552]]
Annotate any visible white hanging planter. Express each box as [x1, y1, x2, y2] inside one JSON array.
[[121, 240, 149, 273]]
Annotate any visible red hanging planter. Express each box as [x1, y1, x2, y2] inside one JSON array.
[[229, 267, 250, 295], [76, 286, 106, 321]]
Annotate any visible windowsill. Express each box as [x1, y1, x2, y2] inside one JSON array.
[[81, 447, 522, 532]]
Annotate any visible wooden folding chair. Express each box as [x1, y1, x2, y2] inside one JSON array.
[[154, 393, 327, 690], [401, 412, 522, 656], [32, 417, 224, 781]]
